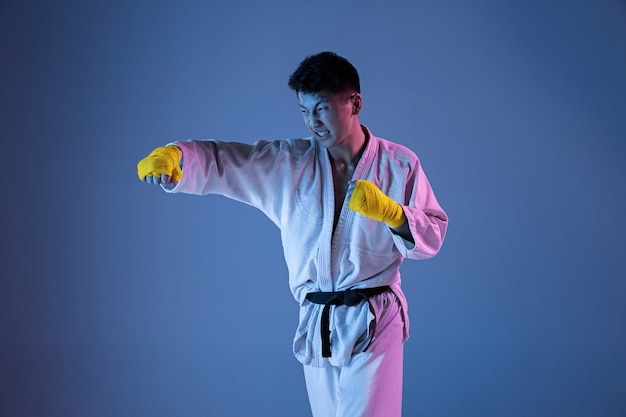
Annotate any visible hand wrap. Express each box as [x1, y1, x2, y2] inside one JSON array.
[[137, 145, 182, 182], [349, 180, 406, 228]]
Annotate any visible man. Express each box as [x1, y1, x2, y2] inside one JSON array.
[[137, 51, 448, 417]]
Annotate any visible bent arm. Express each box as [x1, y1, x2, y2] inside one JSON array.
[[393, 163, 448, 260], [391, 217, 414, 244]]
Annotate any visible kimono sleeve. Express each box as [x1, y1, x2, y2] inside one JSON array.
[[392, 159, 448, 260], [164, 138, 290, 224]]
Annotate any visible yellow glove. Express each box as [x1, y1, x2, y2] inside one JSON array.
[[349, 180, 406, 228], [137, 145, 182, 182]]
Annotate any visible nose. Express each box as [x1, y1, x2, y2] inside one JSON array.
[[306, 113, 322, 129]]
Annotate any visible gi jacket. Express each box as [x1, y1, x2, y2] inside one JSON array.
[[167, 126, 448, 367]]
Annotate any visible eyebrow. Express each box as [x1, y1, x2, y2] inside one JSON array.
[[299, 98, 328, 110]]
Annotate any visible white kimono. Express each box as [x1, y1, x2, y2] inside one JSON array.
[[167, 126, 448, 368]]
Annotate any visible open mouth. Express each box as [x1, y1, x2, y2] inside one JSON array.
[[314, 130, 330, 138]]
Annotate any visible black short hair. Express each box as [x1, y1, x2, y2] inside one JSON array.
[[288, 51, 360, 95]]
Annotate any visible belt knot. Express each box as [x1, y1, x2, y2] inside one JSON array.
[[306, 285, 391, 357]]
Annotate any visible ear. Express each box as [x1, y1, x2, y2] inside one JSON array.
[[352, 93, 362, 115]]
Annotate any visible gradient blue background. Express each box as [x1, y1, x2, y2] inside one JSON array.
[[1, 1, 625, 416]]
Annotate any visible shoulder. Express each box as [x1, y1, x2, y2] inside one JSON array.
[[370, 132, 419, 167], [282, 137, 316, 151], [245, 137, 314, 153], [262, 137, 317, 157]]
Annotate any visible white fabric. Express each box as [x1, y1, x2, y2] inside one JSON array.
[[303, 291, 404, 417], [167, 126, 448, 367]]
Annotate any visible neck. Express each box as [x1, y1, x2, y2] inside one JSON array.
[[328, 124, 368, 167]]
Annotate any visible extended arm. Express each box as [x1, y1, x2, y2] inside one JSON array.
[[137, 145, 183, 190]]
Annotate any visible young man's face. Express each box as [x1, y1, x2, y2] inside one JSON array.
[[297, 90, 360, 150]]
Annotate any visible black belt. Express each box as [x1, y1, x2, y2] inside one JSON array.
[[306, 285, 391, 358]]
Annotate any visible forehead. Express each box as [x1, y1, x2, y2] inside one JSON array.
[[297, 90, 342, 107]]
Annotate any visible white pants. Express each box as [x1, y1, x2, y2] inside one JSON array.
[[303, 291, 405, 417]]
